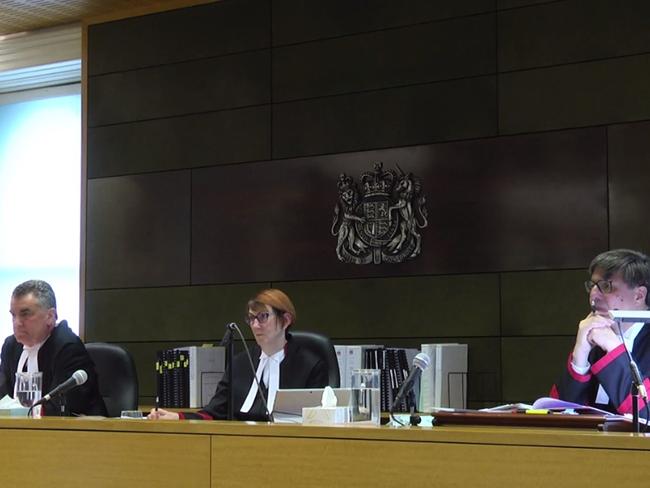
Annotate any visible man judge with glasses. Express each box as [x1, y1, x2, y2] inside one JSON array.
[[551, 249, 650, 416], [149, 289, 329, 421]]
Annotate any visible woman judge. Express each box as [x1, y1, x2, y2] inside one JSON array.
[[149, 289, 329, 420]]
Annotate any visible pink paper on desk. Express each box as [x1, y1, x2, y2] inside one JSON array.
[[531, 397, 615, 416]]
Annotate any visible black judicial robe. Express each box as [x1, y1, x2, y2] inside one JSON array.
[[0, 321, 107, 416], [182, 333, 329, 421], [552, 323, 650, 417]]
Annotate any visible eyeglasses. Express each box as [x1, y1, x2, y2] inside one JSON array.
[[584, 279, 613, 294], [245, 311, 274, 325]]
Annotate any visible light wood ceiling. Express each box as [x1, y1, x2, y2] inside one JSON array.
[[0, 0, 205, 36]]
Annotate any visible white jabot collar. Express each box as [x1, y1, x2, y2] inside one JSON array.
[[13, 337, 48, 397], [240, 348, 285, 414]]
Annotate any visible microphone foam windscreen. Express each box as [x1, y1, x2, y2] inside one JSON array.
[[414, 352, 431, 371], [73, 370, 88, 385]]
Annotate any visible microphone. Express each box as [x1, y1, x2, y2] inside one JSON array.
[[33, 370, 88, 407], [221, 323, 237, 420], [609, 313, 649, 401], [220, 322, 236, 346], [228, 323, 274, 422], [390, 352, 431, 414], [609, 308, 649, 432]]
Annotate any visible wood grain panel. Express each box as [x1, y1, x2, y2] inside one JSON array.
[[499, 0, 650, 71], [86, 171, 191, 289], [1, 429, 210, 487], [272, 0, 494, 45], [87, 106, 270, 178], [88, 49, 270, 127], [212, 434, 648, 487], [501, 269, 589, 336], [273, 75, 497, 158], [273, 13, 495, 101], [501, 336, 575, 403], [608, 121, 650, 252], [192, 128, 606, 283], [87, 0, 270, 75], [499, 54, 650, 134]]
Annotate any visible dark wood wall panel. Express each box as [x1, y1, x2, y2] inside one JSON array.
[[497, 0, 549, 8], [84, 0, 650, 407], [273, 14, 495, 102], [86, 172, 191, 289], [88, 50, 270, 127], [498, 0, 650, 71], [272, 0, 494, 45], [501, 270, 587, 336], [279, 275, 500, 339], [499, 54, 650, 134], [86, 284, 263, 342], [193, 128, 607, 284], [87, 0, 270, 75], [501, 336, 575, 402], [462, 337, 502, 406], [608, 121, 650, 252], [87, 106, 270, 178], [273, 76, 497, 159]]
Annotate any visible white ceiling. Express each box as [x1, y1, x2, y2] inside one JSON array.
[[0, 0, 205, 36]]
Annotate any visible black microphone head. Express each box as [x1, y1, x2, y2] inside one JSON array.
[[72, 370, 88, 385], [413, 352, 431, 371]]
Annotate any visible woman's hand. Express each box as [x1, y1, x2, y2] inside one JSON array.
[[147, 408, 180, 420]]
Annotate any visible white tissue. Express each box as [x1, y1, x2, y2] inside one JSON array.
[[0, 395, 22, 408], [302, 387, 350, 425], [321, 386, 338, 407], [0, 394, 29, 417]]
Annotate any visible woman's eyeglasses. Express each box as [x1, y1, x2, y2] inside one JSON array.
[[245, 311, 274, 325]]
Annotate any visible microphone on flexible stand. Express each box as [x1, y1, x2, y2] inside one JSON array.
[[220, 323, 236, 421], [226, 323, 274, 423], [390, 352, 431, 426], [608, 309, 650, 432], [29, 370, 88, 416]]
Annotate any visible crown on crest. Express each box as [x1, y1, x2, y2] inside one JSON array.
[[361, 162, 395, 197]]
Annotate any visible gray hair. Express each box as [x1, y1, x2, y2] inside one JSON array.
[[589, 249, 650, 305], [12, 280, 57, 311]]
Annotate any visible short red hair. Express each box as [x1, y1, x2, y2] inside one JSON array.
[[247, 289, 296, 327]]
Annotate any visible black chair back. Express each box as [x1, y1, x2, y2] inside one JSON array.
[[85, 342, 139, 417], [290, 331, 340, 387]]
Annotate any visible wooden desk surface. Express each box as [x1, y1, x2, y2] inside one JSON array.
[[0, 416, 648, 487]]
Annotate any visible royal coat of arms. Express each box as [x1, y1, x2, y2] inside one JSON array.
[[331, 162, 428, 264]]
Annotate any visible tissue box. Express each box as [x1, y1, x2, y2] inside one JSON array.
[[302, 406, 350, 425], [0, 407, 30, 417]]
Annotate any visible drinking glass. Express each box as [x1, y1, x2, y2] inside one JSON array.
[[15, 371, 43, 417], [350, 368, 381, 425]]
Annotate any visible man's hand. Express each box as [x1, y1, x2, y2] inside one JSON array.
[[587, 326, 622, 354], [572, 313, 622, 367]]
